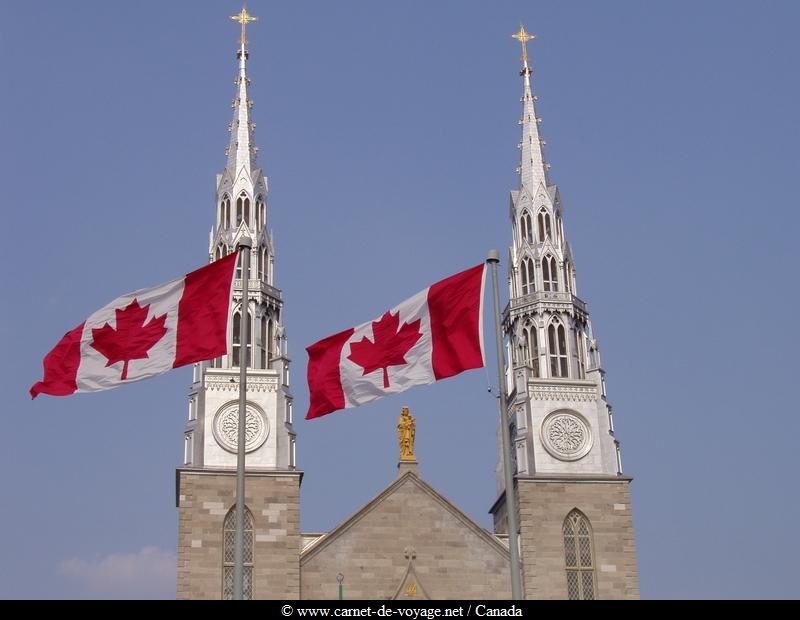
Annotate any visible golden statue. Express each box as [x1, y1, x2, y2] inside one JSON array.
[[397, 407, 416, 461]]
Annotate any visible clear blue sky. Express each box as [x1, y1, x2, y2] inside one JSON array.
[[1, 0, 798, 599]]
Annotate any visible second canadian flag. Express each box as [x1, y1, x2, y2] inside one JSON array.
[[306, 264, 486, 419]]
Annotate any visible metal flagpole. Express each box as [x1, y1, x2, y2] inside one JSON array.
[[234, 236, 252, 600], [487, 250, 523, 600]]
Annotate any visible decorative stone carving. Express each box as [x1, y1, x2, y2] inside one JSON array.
[[532, 385, 597, 402], [213, 402, 269, 454], [205, 375, 278, 393], [541, 410, 592, 461]]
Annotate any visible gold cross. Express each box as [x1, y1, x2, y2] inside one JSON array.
[[511, 24, 536, 65], [231, 7, 258, 46]]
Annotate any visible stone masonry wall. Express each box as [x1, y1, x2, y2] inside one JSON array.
[[516, 477, 639, 600], [177, 469, 301, 600], [300, 474, 511, 600]]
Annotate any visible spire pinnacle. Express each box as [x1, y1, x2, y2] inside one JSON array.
[[511, 25, 548, 191], [225, 8, 259, 174], [511, 24, 536, 68], [230, 7, 258, 47]]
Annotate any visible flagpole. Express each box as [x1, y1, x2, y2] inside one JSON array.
[[487, 250, 523, 600], [234, 236, 252, 601]]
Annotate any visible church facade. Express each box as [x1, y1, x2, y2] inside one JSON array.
[[176, 15, 639, 600]]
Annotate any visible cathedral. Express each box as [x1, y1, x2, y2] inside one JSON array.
[[176, 13, 639, 600]]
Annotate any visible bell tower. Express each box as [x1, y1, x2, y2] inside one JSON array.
[[490, 26, 639, 599], [176, 9, 301, 600]]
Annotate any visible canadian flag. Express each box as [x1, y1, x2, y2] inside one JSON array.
[[306, 264, 486, 419], [30, 252, 237, 399]]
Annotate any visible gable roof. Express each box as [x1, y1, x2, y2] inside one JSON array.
[[300, 469, 509, 564]]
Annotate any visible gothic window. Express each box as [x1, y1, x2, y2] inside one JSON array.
[[232, 311, 253, 368], [542, 256, 558, 292], [520, 210, 533, 244], [255, 196, 264, 230], [221, 195, 231, 229], [236, 193, 249, 227], [262, 249, 268, 282], [548, 319, 569, 378], [235, 254, 242, 279], [556, 215, 564, 245], [524, 323, 540, 377], [572, 327, 586, 379], [563, 510, 596, 600], [538, 209, 552, 241], [223, 506, 254, 600], [564, 261, 572, 294], [520, 257, 536, 295], [267, 319, 274, 369], [260, 316, 267, 369]]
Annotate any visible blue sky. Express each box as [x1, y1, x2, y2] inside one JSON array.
[[1, 0, 799, 599]]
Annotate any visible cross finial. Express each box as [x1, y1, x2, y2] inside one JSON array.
[[231, 6, 258, 46], [511, 24, 536, 66]]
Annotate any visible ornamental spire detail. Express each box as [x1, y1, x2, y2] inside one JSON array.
[[226, 7, 259, 175], [512, 25, 549, 194]]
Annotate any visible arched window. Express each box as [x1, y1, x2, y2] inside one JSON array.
[[220, 195, 231, 229], [548, 320, 568, 378], [262, 249, 268, 282], [260, 315, 268, 369], [232, 310, 252, 368], [223, 506, 254, 600], [563, 510, 596, 600], [564, 261, 572, 294], [572, 326, 586, 379], [537, 209, 552, 241], [557, 215, 564, 246], [236, 192, 250, 227], [520, 257, 536, 296], [255, 196, 264, 230], [542, 256, 558, 292], [244, 197, 250, 227], [268, 319, 274, 369], [520, 210, 533, 244], [524, 324, 540, 377]]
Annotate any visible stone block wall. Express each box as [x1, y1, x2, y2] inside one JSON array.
[[300, 473, 511, 600], [515, 476, 639, 600], [176, 468, 301, 600]]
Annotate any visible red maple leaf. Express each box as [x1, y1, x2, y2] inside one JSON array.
[[347, 310, 422, 388], [90, 299, 168, 381]]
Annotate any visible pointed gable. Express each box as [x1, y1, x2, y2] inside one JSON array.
[[300, 470, 511, 600]]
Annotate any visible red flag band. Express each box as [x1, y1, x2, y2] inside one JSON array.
[[306, 264, 486, 419], [31, 252, 237, 398]]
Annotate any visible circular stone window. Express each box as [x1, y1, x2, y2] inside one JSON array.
[[541, 410, 592, 461], [213, 402, 269, 454]]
